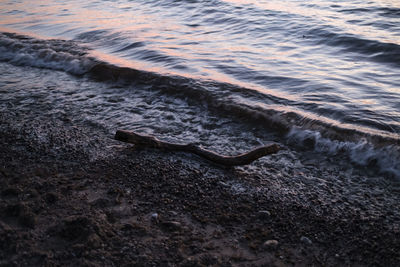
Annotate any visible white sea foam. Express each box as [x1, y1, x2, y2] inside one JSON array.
[[0, 33, 95, 75], [287, 128, 400, 179]]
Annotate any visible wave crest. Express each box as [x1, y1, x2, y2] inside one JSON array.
[[287, 128, 400, 179], [0, 32, 95, 74]]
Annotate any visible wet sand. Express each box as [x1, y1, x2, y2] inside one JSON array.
[[1, 111, 400, 266]]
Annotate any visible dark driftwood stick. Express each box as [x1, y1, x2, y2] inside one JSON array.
[[115, 130, 280, 166]]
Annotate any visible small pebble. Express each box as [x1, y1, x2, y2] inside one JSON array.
[[169, 211, 178, 216], [263, 239, 279, 249], [218, 181, 229, 187], [300, 236, 312, 245], [151, 213, 159, 222], [257, 210, 271, 219]]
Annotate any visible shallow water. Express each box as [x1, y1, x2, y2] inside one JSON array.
[[0, 0, 399, 178]]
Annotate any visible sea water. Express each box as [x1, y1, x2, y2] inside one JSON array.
[[0, 0, 399, 178]]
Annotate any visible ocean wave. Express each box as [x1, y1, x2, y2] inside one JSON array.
[[74, 29, 188, 70], [1, 31, 399, 154], [88, 62, 400, 142], [0, 32, 95, 74], [340, 7, 400, 19], [287, 128, 400, 180], [309, 28, 400, 66], [378, 7, 400, 18]]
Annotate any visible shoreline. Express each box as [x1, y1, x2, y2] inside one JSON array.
[[1, 112, 400, 266]]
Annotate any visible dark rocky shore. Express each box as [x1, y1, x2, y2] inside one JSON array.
[[1, 112, 400, 267]]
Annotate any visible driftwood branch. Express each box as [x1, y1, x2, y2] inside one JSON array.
[[115, 130, 280, 166]]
